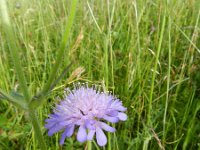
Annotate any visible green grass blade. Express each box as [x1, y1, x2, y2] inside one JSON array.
[[0, 0, 31, 103], [41, 0, 78, 98]]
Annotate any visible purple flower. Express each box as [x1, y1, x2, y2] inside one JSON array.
[[45, 84, 127, 146]]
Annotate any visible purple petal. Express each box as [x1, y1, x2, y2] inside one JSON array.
[[45, 122, 57, 129], [85, 120, 95, 130], [48, 125, 64, 136], [49, 114, 59, 118], [107, 110, 118, 117], [114, 103, 127, 111], [118, 112, 127, 121], [96, 127, 107, 146], [77, 126, 87, 142], [45, 118, 57, 123], [100, 122, 115, 132], [60, 125, 75, 145], [103, 115, 119, 123], [59, 120, 74, 126], [87, 130, 95, 140], [118, 106, 127, 111], [45, 118, 73, 129], [111, 100, 127, 111]]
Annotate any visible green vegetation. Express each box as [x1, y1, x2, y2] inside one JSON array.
[[0, 0, 200, 149]]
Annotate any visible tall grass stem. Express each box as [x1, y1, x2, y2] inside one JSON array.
[[0, 0, 31, 103]]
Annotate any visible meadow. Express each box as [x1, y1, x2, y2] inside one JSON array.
[[0, 0, 200, 149]]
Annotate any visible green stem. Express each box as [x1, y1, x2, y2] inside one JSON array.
[[163, 14, 171, 144], [29, 109, 47, 150], [41, 0, 78, 97], [0, 0, 31, 103], [87, 140, 92, 150], [147, 13, 166, 125], [144, 11, 166, 150]]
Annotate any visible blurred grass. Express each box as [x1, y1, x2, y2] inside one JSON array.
[[0, 0, 200, 149]]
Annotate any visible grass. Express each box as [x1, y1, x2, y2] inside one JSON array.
[[0, 0, 200, 149]]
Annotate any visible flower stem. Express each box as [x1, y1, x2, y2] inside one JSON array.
[[87, 140, 92, 150], [29, 109, 47, 150]]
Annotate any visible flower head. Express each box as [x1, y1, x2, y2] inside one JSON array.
[[45, 84, 127, 146]]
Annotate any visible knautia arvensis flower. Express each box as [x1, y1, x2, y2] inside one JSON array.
[[45, 83, 127, 146]]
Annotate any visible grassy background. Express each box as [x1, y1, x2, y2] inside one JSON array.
[[0, 0, 200, 149]]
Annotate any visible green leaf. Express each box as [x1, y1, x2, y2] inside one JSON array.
[[0, 89, 28, 110]]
